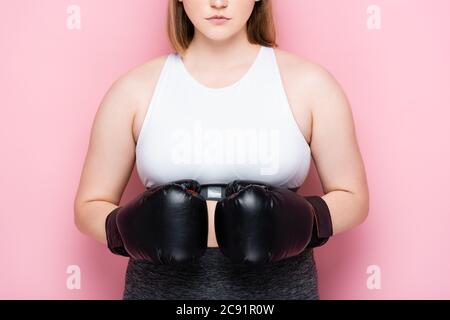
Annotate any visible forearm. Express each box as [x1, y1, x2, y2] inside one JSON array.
[[74, 200, 118, 244], [320, 190, 369, 235]]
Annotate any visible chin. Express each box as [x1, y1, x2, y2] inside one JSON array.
[[203, 29, 239, 41]]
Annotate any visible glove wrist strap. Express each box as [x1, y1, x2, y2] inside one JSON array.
[[304, 195, 333, 249], [105, 207, 129, 257]]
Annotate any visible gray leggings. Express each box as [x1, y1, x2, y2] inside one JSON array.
[[123, 248, 320, 300]]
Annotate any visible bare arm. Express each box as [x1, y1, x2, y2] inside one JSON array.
[[304, 64, 370, 235], [74, 76, 139, 244]]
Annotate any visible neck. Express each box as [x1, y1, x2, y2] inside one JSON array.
[[182, 28, 261, 70]]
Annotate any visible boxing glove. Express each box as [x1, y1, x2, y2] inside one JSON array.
[[215, 180, 333, 265], [105, 179, 208, 264]]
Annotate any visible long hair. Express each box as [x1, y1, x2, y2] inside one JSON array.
[[167, 0, 278, 55]]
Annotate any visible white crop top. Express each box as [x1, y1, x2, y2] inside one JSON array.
[[135, 46, 311, 189]]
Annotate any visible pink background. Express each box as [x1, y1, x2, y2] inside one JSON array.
[[1, 0, 449, 299]]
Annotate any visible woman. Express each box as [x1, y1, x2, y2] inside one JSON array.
[[74, 0, 369, 300]]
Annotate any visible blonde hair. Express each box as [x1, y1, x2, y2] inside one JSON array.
[[167, 0, 278, 55]]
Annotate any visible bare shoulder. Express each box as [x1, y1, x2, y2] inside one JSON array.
[[127, 54, 170, 82], [273, 47, 349, 113], [274, 48, 342, 94], [104, 54, 171, 141], [273, 47, 323, 83], [111, 54, 170, 104]]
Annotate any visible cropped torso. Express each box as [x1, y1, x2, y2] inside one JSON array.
[[131, 46, 313, 247]]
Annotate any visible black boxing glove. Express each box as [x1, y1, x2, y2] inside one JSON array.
[[105, 179, 208, 264], [214, 180, 333, 265]]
